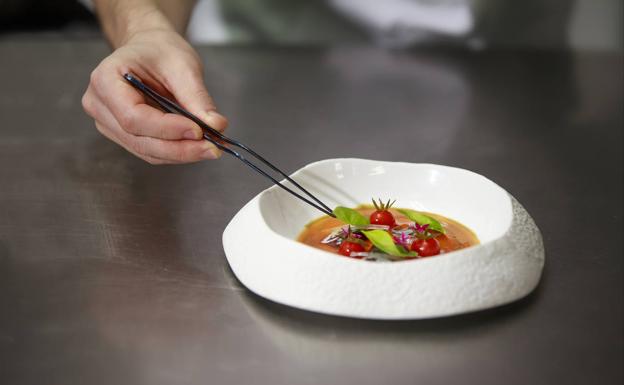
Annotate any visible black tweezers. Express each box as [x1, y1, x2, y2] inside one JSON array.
[[123, 73, 335, 217]]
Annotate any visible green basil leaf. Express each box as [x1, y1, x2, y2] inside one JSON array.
[[362, 230, 417, 257], [397, 209, 445, 234], [333, 206, 370, 226]]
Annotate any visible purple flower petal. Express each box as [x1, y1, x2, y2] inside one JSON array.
[[412, 223, 430, 233]]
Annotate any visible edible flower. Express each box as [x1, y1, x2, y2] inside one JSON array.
[[411, 223, 430, 234], [341, 226, 362, 239], [410, 222, 441, 240], [392, 232, 412, 248]]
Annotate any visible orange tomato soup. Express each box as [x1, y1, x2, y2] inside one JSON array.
[[297, 206, 479, 258]]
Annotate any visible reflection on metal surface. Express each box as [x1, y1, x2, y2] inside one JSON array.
[[236, 286, 539, 373], [0, 41, 621, 384]]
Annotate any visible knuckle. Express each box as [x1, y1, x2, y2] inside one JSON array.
[[89, 60, 116, 92], [94, 123, 106, 135], [158, 124, 171, 139], [173, 147, 189, 163], [88, 68, 97, 84], [81, 93, 94, 116], [174, 144, 196, 163], [131, 141, 148, 157], [89, 68, 103, 90], [117, 109, 137, 133]]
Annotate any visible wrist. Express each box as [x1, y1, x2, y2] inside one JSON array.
[[96, 0, 175, 48], [120, 6, 175, 46]]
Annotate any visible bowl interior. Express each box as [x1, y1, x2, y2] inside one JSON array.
[[259, 159, 512, 244]]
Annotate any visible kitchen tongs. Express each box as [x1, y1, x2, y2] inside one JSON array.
[[123, 73, 335, 217]]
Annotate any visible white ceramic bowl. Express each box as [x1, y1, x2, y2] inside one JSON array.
[[223, 159, 544, 319]]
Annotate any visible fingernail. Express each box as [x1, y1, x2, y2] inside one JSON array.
[[201, 146, 220, 159], [183, 130, 199, 140], [206, 110, 226, 125], [203, 111, 217, 122]]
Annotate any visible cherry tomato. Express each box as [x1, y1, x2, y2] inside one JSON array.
[[339, 241, 365, 258], [369, 210, 396, 227], [411, 238, 441, 257]]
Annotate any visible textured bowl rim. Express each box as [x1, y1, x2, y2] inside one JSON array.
[[223, 158, 544, 319]]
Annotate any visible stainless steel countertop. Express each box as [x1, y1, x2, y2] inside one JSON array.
[[0, 40, 622, 385]]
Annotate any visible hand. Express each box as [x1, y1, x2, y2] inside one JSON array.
[[82, 28, 228, 164]]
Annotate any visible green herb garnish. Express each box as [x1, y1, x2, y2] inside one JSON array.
[[362, 230, 418, 257], [333, 206, 370, 226], [397, 209, 445, 234]]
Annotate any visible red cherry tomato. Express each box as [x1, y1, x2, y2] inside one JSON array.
[[339, 241, 365, 258], [369, 210, 396, 227], [411, 238, 441, 257]]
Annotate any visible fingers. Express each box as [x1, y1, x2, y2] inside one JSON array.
[[95, 121, 166, 165], [84, 91, 222, 164], [89, 73, 204, 141], [163, 69, 229, 132], [120, 103, 204, 140], [131, 132, 221, 163], [82, 45, 230, 165]]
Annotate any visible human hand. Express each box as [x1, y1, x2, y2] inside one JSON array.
[[82, 28, 228, 164]]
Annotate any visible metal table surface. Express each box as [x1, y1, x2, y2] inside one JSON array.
[[0, 40, 622, 385]]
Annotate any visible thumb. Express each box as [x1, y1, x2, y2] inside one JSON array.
[[166, 70, 229, 133]]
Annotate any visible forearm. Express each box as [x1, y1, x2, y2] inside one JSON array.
[[93, 0, 196, 48]]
